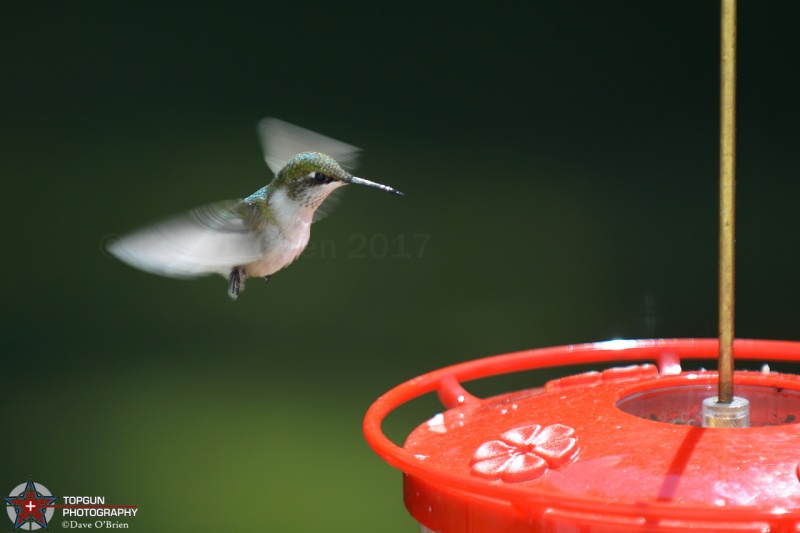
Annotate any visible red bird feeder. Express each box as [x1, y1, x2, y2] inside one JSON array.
[[364, 339, 800, 532]]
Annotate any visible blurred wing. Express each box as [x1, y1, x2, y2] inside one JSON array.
[[108, 200, 266, 278], [257, 117, 361, 174]]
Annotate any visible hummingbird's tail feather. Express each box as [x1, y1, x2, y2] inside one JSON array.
[[257, 118, 361, 175], [227, 267, 246, 300]]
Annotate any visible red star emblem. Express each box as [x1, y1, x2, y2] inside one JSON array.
[[5, 480, 56, 530]]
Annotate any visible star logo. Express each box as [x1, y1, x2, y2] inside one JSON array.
[[5, 480, 56, 531]]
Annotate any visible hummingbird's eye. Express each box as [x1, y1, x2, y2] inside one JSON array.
[[314, 172, 329, 183]]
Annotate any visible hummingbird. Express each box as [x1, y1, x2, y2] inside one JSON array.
[[108, 118, 403, 299]]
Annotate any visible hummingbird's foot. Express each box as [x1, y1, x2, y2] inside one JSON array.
[[263, 275, 271, 283], [227, 267, 247, 300]]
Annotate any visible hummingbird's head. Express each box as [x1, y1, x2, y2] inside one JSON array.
[[276, 152, 403, 210]]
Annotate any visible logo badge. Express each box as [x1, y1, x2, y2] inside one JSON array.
[[5, 480, 56, 531]]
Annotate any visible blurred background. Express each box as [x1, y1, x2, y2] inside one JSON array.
[[3, 2, 800, 531]]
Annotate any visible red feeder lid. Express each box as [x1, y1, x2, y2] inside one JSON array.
[[364, 339, 800, 532]]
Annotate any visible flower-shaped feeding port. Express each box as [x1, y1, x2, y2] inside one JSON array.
[[470, 423, 578, 483]]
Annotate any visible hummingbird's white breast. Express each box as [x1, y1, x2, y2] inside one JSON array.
[[243, 187, 316, 278]]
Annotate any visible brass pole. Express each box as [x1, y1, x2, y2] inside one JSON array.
[[718, 0, 736, 404]]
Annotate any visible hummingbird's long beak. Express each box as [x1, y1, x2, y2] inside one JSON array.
[[345, 175, 404, 196]]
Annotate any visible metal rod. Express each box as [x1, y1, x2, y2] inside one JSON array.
[[718, 0, 737, 404]]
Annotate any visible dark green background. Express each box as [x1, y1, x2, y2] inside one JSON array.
[[3, 2, 800, 531]]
